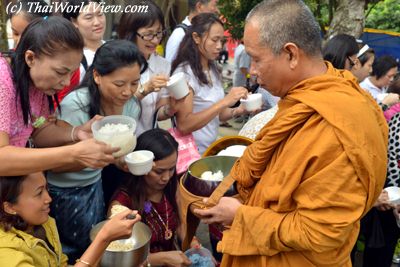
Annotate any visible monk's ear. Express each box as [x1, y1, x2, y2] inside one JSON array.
[[282, 43, 299, 69]]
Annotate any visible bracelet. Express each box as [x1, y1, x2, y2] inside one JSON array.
[[75, 259, 91, 266], [231, 108, 238, 119], [163, 105, 170, 117], [70, 126, 77, 142]]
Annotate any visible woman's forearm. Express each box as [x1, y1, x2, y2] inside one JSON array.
[[176, 101, 226, 135], [0, 145, 75, 176], [74, 232, 109, 267], [32, 119, 74, 148]]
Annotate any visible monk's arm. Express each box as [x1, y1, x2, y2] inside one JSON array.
[[219, 152, 367, 256]]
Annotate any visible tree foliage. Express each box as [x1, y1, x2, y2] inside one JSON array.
[[218, 0, 400, 41], [365, 0, 400, 32], [217, 0, 262, 40]]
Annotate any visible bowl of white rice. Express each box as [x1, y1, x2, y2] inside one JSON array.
[[90, 220, 151, 267], [183, 156, 238, 197], [124, 150, 154, 176], [91, 115, 137, 157]]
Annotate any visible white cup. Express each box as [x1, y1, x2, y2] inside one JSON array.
[[240, 93, 263, 112], [167, 72, 190, 99]]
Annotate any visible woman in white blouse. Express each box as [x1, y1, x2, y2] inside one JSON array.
[[171, 13, 248, 154]]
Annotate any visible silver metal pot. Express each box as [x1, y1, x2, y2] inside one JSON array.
[[90, 221, 151, 267]]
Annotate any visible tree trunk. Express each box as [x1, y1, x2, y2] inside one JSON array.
[[0, 0, 9, 52], [327, 0, 365, 39]]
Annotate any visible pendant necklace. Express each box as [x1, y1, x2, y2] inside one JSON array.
[[151, 195, 173, 240]]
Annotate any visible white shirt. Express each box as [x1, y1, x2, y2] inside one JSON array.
[[165, 17, 191, 63], [136, 53, 171, 136], [173, 63, 225, 154], [79, 41, 106, 82], [233, 44, 251, 87], [360, 77, 388, 103]]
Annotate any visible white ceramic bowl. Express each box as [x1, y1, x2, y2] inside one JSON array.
[[240, 93, 263, 112], [385, 186, 400, 205], [125, 150, 154, 176], [91, 115, 137, 158]]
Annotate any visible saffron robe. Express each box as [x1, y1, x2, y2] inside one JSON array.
[[218, 62, 388, 267]]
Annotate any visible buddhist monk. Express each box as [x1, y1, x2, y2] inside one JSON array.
[[194, 0, 388, 266]]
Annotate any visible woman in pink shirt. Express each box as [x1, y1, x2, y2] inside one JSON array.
[[0, 16, 116, 176]]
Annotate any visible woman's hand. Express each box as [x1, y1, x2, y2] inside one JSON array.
[[374, 190, 393, 211], [222, 87, 248, 108], [162, 251, 191, 267], [73, 115, 104, 141], [382, 93, 400, 106], [114, 156, 129, 172], [72, 138, 119, 169], [97, 209, 141, 243], [144, 74, 169, 94]]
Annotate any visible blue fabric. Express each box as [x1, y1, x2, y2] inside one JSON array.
[[49, 180, 106, 264]]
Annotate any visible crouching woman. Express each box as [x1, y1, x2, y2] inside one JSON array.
[[0, 172, 141, 266]]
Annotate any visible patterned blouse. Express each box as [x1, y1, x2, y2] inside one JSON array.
[[387, 112, 400, 187], [0, 55, 50, 147]]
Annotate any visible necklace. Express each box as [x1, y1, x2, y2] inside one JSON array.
[[149, 195, 173, 240], [205, 69, 213, 87]]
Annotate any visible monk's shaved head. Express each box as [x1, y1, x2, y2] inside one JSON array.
[[246, 0, 322, 57]]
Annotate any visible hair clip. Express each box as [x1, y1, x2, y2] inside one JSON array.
[[357, 44, 370, 58], [43, 16, 48, 20]]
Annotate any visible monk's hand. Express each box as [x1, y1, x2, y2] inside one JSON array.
[[193, 197, 242, 226]]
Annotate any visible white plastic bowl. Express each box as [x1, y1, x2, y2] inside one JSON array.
[[240, 93, 262, 112], [91, 115, 137, 158], [125, 150, 154, 176], [384, 186, 400, 205]]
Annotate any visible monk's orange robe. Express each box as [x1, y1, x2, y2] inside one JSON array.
[[218, 62, 388, 267]]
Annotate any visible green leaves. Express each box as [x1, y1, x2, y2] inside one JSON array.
[[365, 0, 400, 32]]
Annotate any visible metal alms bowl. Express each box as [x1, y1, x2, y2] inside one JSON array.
[[183, 155, 238, 197], [90, 221, 151, 267]]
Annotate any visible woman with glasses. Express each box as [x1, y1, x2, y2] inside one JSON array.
[[118, 0, 175, 137], [323, 34, 359, 71], [46, 40, 146, 264], [323, 34, 399, 107]]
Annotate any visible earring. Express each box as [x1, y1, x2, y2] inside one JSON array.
[[12, 211, 17, 215]]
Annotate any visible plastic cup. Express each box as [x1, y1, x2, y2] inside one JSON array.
[[240, 93, 262, 112], [167, 72, 190, 99]]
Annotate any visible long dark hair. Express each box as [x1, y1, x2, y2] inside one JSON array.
[[10, 16, 84, 125], [0, 175, 29, 232], [118, 0, 165, 43], [171, 13, 223, 86], [79, 40, 147, 118], [323, 34, 359, 70], [120, 129, 179, 215]]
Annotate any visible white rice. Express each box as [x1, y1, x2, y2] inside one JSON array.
[[98, 123, 130, 134], [107, 240, 135, 252], [127, 152, 149, 162], [200, 170, 224, 181], [109, 204, 129, 218]]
